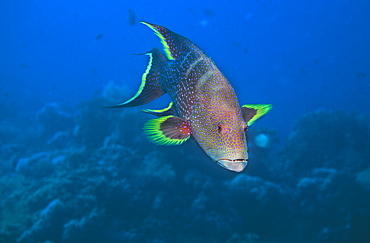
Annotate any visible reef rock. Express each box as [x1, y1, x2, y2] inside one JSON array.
[[296, 167, 367, 242], [280, 110, 370, 178], [17, 199, 67, 243], [37, 103, 74, 141], [225, 174, 293, 239]]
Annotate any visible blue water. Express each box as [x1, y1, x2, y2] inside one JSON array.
[[1, 0, 369, 242]]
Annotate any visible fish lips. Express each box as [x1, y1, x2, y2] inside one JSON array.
[[216, 159, 248, 172]]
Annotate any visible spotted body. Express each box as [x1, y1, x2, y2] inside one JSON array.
[[112, 22, 271, 172]]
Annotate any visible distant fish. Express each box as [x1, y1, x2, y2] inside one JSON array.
[[20, 63, 29, 68], [111, 22, 271, 172], [95, 34, 103, 40], [203, 9, 215, 17], [232, 42, 249, 54], [128, 9, 136, 26], [300, 68, 307, 76], [355, 72, 366, 78]]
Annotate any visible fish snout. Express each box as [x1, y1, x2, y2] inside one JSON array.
[[216, 159, 248, 172]]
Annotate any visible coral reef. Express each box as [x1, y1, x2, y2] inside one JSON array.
[[0, 84, 369, 242], [279, 109, 370, 181], [37, 103, 75, 141]]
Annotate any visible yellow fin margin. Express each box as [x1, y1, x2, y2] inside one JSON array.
[[141, 21, 175, 60], [242, 104, 272, 126], [143, 115, 190, 146], [142, 102, 173, 114], [114, 52, 153, 106]]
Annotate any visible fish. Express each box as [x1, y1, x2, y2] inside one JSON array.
[[95, 34, 103, 40], [128, 9, 136, 26], [111, 21, 272, 172]]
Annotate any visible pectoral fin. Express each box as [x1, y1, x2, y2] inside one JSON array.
[[144, 115, 191, 145], [242, 104, 272, 126]]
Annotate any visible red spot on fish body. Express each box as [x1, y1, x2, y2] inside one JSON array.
[[179, 122, 191, 136]]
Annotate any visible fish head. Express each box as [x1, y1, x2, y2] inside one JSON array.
[[210, 119, 249, 172], [191, 102, 249, 172]]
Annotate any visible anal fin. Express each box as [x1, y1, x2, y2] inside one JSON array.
[[142, 102, 175, 117]]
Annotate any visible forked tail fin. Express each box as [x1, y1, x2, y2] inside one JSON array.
[[110, 48, 167, 108]]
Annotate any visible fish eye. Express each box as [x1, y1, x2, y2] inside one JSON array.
[[244, 126, 248, 133], [217, 122, 224, 133], [217, 125, 222, 133]]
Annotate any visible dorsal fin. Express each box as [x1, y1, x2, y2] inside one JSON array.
[[141, 21, 200, 60]]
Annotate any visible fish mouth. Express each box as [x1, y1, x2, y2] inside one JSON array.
[[216, 159, 248, 172]]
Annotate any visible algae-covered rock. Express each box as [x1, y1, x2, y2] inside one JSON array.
[[17, 199, 67, 243], [225, 174, 294, 239], [37, 103, 74, 140], [280, 109, 370, 179], [356, 167, 370, 191], [62, 209, 104, 242], [296, 167, 367, 242]]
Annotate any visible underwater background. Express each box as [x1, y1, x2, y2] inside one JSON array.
[[1, 0, 369, 242]]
